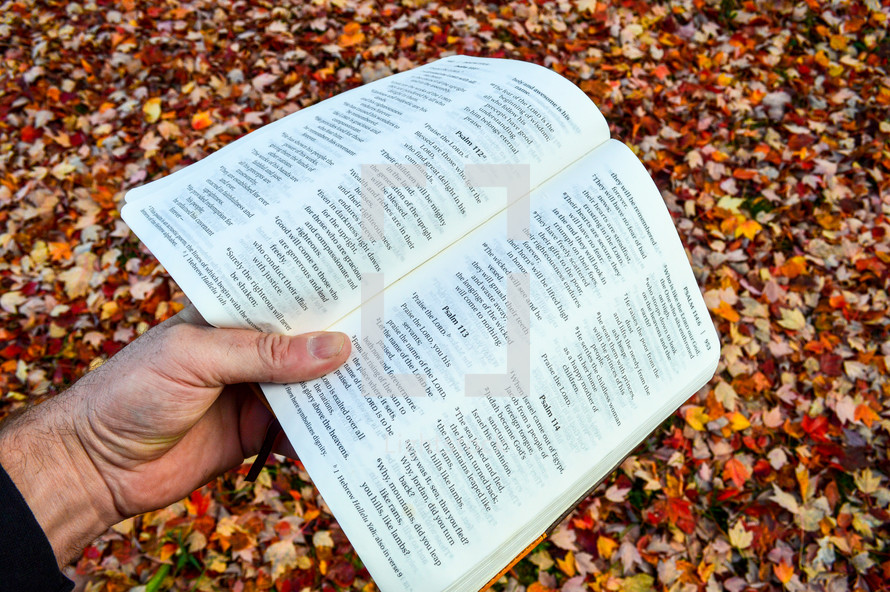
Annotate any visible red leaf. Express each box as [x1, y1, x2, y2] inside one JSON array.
[[801, 415, 830, 443]]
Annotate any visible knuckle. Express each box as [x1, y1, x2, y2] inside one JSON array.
[[255, 332, 292, 371]]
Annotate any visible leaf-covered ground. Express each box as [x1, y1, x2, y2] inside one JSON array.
[[2, 0, 890, 590]]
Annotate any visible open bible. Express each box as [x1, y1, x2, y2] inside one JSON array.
[[122, 56, 719, 592]]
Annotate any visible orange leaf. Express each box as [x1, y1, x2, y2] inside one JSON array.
[[652, 64, 670, 80], [158, 542, 177, 562], [735, 219, 762, 240], [527, 584, 556, 592], [48, 241, 72, 262], [697, 560, 716, 582], [303, 506, 320, 522], [723, 457, 750, 488], [773, 560, 794, 584], [191, 110, 214, 130], [777, 256, 807, 278], [855, 403, 879, 428], [796, 466, 810, 500], [339, 22, 365, 47], [712, 300, 740, 323]]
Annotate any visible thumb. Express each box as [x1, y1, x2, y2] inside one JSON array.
[[157, 323, 352, 387]]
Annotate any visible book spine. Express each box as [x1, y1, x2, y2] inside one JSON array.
[[477, 452, 636, 591], [479, 533, 547, 592]]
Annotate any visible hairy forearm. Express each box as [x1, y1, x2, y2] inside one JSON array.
[[0, 391, 117, 567]]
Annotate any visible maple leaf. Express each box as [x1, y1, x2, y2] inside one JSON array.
[[652, 64, 670, 80], [729, 521, 753, 549], [735, 219, 762, 240], [556, 550, 576, 577], [0, 291, 26, 314], [252, 73, 279, 91], [548, 523, 577, 550], [264, 540, 297, 580], [191, 110, 214, 130], [728, 411, 750, 431], [770, 483, 800, 514], [684, 406, 710, 431], [140, 131, 162, 157], [143, 97, 162, 123], [339, 22, 366, 47], [58, 252, 98, 298], [776, 308, 806, 330], [773, 560, 794, 584], [712, 300, 740, 323], [854, 403, 879, 428], [723, 457, 750, 488], [854, 469, 882, 495], [622, 574, 654, 592], [597, 535, 618, 560]]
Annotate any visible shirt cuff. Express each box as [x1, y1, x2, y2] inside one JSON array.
[[0, 462, 75, 592]]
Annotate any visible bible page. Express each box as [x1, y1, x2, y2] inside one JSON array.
[[262, 139, 719, 592], [121, 56, 609, 333]]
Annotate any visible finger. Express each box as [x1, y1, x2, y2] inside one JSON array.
[[165, 324, 352, 387]]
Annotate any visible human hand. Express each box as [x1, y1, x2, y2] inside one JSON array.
[[0, 306, 351, 565]]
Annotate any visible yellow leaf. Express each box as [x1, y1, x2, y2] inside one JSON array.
[[729, 520, 752, 549], [728, 411, 751, 431], [854, 468, 881, 494], [597, 535, 618, 560], [697, 560, 715, 582], [684, 406, 710, 431], [143, 97, 162, 123], [313, 530, 334, 548], [777, 308, 806, 331], [735, 219, 762, 240], [51, 161, 76, 180], [556, 550, 575, 577], [100, 301, 119, 321], [622, 574, 654, 592], [829, 34, 847, 50], [796, 465, 811, 501]]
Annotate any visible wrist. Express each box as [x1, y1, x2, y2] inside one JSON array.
[[0, 390, 119, 566]]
